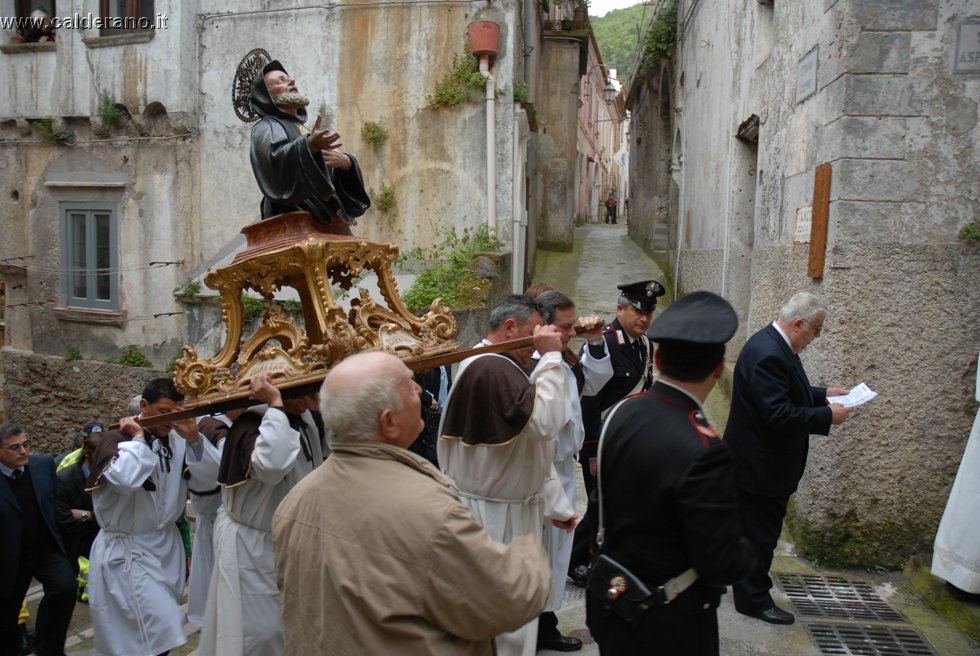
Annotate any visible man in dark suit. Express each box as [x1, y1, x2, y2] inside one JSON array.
[[725, 291, 850, 625], [409, 364, 452, 467], [0, 423, 77, 656], [585, 292, 755, 655], [55, 427, 104, 586]]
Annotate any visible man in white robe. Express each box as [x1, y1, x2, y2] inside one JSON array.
[[532, 290, 608, 652], [185, 410, 241, 628], [439, 295, 577, 656], [86, 378, 222, 656], [197, 374, 323, 656], [932, 351, 980, 597]]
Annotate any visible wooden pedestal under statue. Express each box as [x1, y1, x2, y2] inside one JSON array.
[[174, 212, 458, 406]]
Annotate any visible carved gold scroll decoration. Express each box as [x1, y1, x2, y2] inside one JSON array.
[[174, 212, 458, 406]]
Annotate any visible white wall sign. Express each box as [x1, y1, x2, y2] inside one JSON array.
[[794, 206, 813, 243], [796, 47, 818, 104], [954, 21, 980, 74]]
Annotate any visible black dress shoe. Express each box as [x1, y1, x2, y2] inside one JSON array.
[[537, 634, 583, 652], [568, 564, 589, 588], [739, 606, 795, 625], [17, 624, 36, 656]]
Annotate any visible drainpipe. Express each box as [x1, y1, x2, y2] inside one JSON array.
[[469, 21, 500, 233], [479, 55, 496, 233], [512, 122, 525, 293]]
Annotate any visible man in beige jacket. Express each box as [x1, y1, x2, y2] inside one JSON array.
[[272, 351, 553, 655]]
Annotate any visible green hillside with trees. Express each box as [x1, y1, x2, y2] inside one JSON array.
[[590, 3, 656, 75]]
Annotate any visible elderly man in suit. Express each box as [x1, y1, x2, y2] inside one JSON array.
[[724, 291, 850, 625], [0, 423, 77, 656]]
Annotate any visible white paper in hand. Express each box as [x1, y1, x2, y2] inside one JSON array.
[[827, 382, 878, 408]]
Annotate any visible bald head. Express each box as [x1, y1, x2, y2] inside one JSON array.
[[319, 352, 423, 448]]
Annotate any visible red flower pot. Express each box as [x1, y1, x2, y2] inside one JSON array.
[[467, 21, 500, 57]]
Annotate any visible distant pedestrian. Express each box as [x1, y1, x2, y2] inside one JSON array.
[[605, 194, 617, 223], [725, 292, 850, 625]]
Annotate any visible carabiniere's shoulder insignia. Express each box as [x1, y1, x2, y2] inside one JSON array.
[[694, 421, 718, 440], [689, 410, 719, 440]]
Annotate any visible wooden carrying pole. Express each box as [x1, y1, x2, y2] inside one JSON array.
[[127, 334, 540, 430]]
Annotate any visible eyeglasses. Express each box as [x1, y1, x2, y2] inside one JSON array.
[[801, 319, 823, 336], [3, 441, 30, 452]]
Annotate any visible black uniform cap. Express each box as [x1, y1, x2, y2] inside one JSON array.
[[646, 291, 738, 345], [82, 421, 105, 435], [617, 280, 665, 313]]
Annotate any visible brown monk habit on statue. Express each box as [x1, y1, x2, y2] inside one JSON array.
[[249, 60, 371, 236]]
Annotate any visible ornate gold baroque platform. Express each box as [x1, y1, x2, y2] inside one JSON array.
[[174, 212, 458, 406]]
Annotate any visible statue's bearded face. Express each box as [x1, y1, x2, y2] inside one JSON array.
[[274, 92, 310, 109], [264, 70, 310, 108]]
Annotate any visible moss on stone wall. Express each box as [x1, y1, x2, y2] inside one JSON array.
[[903, 556, 980, 643], [536, 238, 574, 252], [454, 258, 496, 309], [787, 503, 933, 569]]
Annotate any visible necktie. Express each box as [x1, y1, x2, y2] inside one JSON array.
[[11, 469, 23, 480]]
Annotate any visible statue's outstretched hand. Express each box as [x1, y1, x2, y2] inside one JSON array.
[[306, 115, 342, 154]]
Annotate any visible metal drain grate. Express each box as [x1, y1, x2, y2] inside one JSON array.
[[806, 622, 938, 655], [563, 584, 586, 604], [777, 574, 906, 622]]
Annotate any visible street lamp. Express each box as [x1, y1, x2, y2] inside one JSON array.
[[584, 64, 611, 105], [603, 81, 617, 104]]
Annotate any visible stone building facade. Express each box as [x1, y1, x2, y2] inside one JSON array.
[[628, 0, 980, 566], [0, 0, 606, 378]]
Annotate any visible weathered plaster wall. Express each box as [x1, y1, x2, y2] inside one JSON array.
[[0, 0, 198, 364], [3, 0, 548, 365], [537, 37, 582, 249], [625, 71, 672, 260], [197, 0, 525, 258], [657, 0, 778, 338], [795, 243, 979, 566], [0, 0, 196, 118], [0, 134, 198, 363]]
